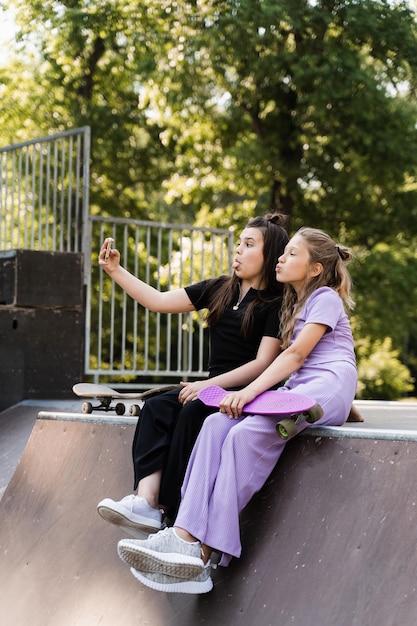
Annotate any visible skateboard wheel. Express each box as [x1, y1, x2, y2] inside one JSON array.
[[276, 418, 297, 440], [82, 401, 93, 414], [115, 402, 125, 415], [306, 404, 324, 423], [129, 404, 141, 416]]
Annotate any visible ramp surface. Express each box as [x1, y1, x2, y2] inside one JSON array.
[[1, 411, 417, 625]]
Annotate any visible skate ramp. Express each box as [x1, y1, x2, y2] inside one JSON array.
[[1, 412, 417, 625]]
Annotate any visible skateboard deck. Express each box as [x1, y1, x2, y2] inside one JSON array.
[[198, 385, 323, 439], [72, 382, 178, 416]]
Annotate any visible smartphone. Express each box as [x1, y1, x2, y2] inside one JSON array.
[[104, 238, 114, 263]]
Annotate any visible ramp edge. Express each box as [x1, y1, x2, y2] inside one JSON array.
[[37, 410, 137, 426]]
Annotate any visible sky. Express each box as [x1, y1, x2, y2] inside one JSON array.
[[0, 7, 17, 64]]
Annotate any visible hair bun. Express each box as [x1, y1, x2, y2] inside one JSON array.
[[267, 213, 289, 228]]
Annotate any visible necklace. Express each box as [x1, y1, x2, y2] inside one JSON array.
[[233, 284, 247, 310]]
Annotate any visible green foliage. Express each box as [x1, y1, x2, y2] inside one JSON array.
[[349, 239, 417, 397], [356, 337, 414, 400], [350, 239, 417, 352], [2, 0, 417, 237]]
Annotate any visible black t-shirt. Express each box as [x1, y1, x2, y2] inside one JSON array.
[[185, 278, 281, 378]]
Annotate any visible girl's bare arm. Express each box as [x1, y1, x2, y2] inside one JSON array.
[[98, 239, 194, 314], [178, 336, 282, 404], [220, 322, 327, 417]]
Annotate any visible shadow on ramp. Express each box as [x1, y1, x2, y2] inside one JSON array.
[[1, 415, 417, 625]]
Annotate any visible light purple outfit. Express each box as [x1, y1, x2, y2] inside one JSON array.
[[175, 287, 357, 566]]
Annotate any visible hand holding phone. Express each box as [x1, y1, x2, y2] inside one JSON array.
[[104, 238, 114, 263]]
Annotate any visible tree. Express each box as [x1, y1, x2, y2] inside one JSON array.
[[183, 0, 417, 244], [349, 239, 417, 396], [2, 0, 417, 239], [0, 1, 190, 220]]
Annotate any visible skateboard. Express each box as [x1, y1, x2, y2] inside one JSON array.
[[198, 385, 323, 440], [72, 382, 178, 416]]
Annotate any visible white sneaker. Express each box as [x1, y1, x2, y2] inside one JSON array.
[[97, 495, 162, 539], [117, 527, 204, 579], [130, 563, 213, 594]]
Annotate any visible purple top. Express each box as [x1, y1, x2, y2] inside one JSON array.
[[289, 286, 356, 368]]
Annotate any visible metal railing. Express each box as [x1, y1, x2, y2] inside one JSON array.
[[0, 127, 90, 270], [86, 216, 234, 384], [0, 126, 235, 385]]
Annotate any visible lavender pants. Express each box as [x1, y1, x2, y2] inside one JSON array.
[[175, 362, 357, 566]]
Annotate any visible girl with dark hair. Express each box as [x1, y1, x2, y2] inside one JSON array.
[[97, 214, 289, 537]]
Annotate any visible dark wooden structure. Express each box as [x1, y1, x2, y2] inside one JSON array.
[[0, 250, 84, 409]]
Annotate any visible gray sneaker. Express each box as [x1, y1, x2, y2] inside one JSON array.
[[130, 563, 213, 594], [97, 495, 162, 539], [117, 527, 204, 579]]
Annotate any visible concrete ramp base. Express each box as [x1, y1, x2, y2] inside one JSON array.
[[1, 415, 417, 625]]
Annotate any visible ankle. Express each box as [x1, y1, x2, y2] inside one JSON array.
[[174, 526, 198, 544], [136, 493, 159, 509], [201, 549, 210, 565]]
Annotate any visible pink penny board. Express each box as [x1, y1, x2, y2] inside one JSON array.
[[198, 385, 317, 415]]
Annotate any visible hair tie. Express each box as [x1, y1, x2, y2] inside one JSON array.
[[267, 213, 289, 229]]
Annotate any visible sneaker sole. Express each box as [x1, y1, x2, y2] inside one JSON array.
[[117, 543, 204, 579], [130, 568, 213, 594], [97, 504, 161, 538]]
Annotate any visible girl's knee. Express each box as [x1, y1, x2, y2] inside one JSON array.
[[200, 412, 237, 441], [204, 411, 227, 430]]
